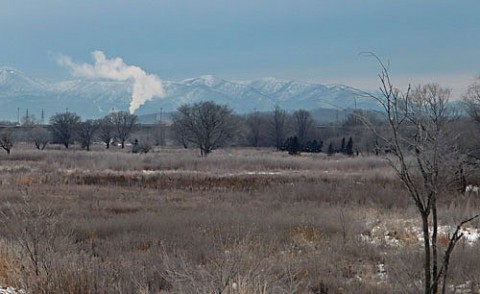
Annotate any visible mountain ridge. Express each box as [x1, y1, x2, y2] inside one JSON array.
[[0, 67, 376, 121]]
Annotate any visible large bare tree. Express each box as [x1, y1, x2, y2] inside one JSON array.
[[245, 111, 269, 147], [76, 119, 100, 151], [293, 109, 314, 147], [361, 55, 478, 294], [462, 78, 480, 160], [29, 126, 50, 150], [0, 129, 14, 155], [98, 116, 115, 149], [463, 78, 480, 123], [49, 112, 81, 149], [111, 111, 138, 149], [269, 105, 288, 150], [171, 101, 238, 156]]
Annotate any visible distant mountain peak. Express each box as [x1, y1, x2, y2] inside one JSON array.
[[199, 74, 218, 81], [0, 67, 26, 80], [0, 66, 22, 73], [0, 66, 47, 93], [0, 66, 377, 121], [181, 75, 225, 87]]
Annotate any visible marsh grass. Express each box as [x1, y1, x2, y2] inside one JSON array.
[[0, 147, 476, 293]]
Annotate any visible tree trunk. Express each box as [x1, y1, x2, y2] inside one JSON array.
[[421, 212, 432, 294], [432, 194, 439, 294]]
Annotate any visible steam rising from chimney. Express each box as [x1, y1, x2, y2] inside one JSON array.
[[57, 51, 165, 113]]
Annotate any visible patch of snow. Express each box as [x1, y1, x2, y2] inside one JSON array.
[[362, 218, 480, 248], [243, 171, 283, 175], [0, 286, 25, 294], [460, 227, 480, 245], [377, 264, 388, 281], [449, 281, 475, 294], [141, 170, 157, 175], [415, 225, 480, 247], [465, 184, 479, 194]]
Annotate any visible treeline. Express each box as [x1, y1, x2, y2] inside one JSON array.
[[0, 97, 478, 157], [170, 102, 377, 156], [0, 111, 144, 154], [0, 102, 374, 156]]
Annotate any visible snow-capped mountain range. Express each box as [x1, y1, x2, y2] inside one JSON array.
[[0, 67, 376, 121]]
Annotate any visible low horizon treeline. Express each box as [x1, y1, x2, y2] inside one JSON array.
[[0, 99, 477, 157]]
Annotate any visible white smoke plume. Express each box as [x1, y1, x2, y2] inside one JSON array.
[[57, 51, 165, 113]]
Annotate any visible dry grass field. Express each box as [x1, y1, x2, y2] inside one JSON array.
[[0, 145, 479, 293]]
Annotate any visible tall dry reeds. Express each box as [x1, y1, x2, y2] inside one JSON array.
[[0, 147, 476, 293]]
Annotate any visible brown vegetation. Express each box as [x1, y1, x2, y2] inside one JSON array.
[[0, 147, 478, 293]]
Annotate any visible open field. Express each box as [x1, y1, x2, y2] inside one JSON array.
[[0, 146, 479, 293]]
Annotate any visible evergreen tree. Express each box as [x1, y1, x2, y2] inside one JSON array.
[[287, 136, 300, 155], [327, 142, 335, 156], [307, 139, 322, 153], [340, 137, 346, 153], [345, 137, 354, 156], [303, 140, 312, 152], [282, 136, 300, 155]]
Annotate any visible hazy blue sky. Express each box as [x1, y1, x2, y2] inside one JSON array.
[[1, 0, 479, 96]]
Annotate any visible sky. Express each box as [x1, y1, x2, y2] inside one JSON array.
[[1, 0, 480, 98]]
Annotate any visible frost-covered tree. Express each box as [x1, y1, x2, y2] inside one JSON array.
[[171, 101, 238, 156], [49, 112, 81, 149], [111, 111, 138, 149]]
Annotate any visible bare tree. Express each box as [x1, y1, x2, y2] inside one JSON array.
[[293, 109, 314, 147], [463, 78, 480, 123], [361, 55, 478, 294], [76, 119, 100, 151], [0, 129, 14, 154], [98, 116, 115, 149], [111, 111, 138, 149], [29, 127, 50, 150], [49, 112, 81, 149], [270, 105, 288, 150], [245, 111, 269, 147], [170, 118, 189, 149], [171, 101, 238, 156], [461, 78, 480, 162]]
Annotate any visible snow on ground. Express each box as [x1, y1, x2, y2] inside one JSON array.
[[449, 281, 476, 294], [60, 168, 289, 177], [141, 170, 287, 176], [361, 218, 480, 247], [0, 286, 24, 294], [359, 218, 480, 290], [376, 263, 388, 282]]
